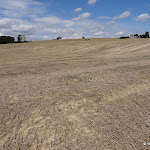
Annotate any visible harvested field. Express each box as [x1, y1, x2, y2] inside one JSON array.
[[0, 38, 150, 150]]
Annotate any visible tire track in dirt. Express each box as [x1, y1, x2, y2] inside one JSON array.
[[118, 43, 150, 55], [100, 79, 150, 105], [104, 42, 150, 58], [51, 79, 150, 150]]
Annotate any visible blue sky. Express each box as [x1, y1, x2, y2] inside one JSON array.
[[0, 0, 150, 40]]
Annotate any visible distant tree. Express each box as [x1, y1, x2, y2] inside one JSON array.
[[18, 35, 21, 42], [0, 37, 7, 44], [0, 36, 15, 44], [7, 36, 15, 43], [56, 37, 62, 40], [120, 36, 129, 39], [17, 37, 20, 42], [145, 32, 149, 38], [140, 35, 146, 38], [134, 34, 139, 38]]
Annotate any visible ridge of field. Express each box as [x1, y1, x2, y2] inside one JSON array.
[[0, 38, 150, 150]]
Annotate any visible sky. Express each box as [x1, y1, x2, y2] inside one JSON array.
[[0, 0, 150, 41]]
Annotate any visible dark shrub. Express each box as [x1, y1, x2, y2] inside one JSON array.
[[0, 36, 15, 44]]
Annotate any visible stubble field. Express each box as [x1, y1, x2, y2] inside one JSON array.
[[0, 38, 150, 150]]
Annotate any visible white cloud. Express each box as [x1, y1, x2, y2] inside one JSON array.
[[72, 33, 81, 38], [115, 31, 124, 35], [88, 0, 97, 5], [34, 16, 75, 30], [48, 29, 61, 34], [12, 24, 34, 32], [80, 21, 104, 30], [98, 16, 111, 19], [0, 32, 3, 36], [63, 28, 75, 34], [107, 21, 115, 25], [94, 31, 104, 36], [0, 0, 44, 18], [135, 14, 150, 21], [0, 0, 130, 40], [0, 1, 28, 10], [73, 12, 91, 21], [34, 16, 61, 24], [74, 8, 82, 12], [0, 16, 131, 41], [43, 36, 52, 39], [27, 35, 52, 41], [80, 13, 91, 18], [113, 11, 131, 20], [0, 18, 16, 28], [0, 18, 37, 37], [0, 0, 146, 41], [0, 9, 22, 18], [66, 22, 75, 27], [0, 0, 42, 10]]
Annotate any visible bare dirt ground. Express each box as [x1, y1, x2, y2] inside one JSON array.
[[0, 38, 150, 150]]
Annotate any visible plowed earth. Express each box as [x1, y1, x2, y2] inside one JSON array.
[[0, 38, 150, 150]]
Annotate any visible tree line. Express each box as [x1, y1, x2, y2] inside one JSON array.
[[0, 35, 27, 44], [0, 36, 15, 44]]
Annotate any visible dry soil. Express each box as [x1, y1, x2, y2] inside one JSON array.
[[0, 38, 150, 150]]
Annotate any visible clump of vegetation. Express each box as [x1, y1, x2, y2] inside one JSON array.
[[56, 37, 62, 40], [0, 36, 15, 44]]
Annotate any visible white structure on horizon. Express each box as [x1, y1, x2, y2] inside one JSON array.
[[18, 35, 26, 42], [130, 34, 139, 38], [22, 35, 26, 41], [130, 34, 134, 38]]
